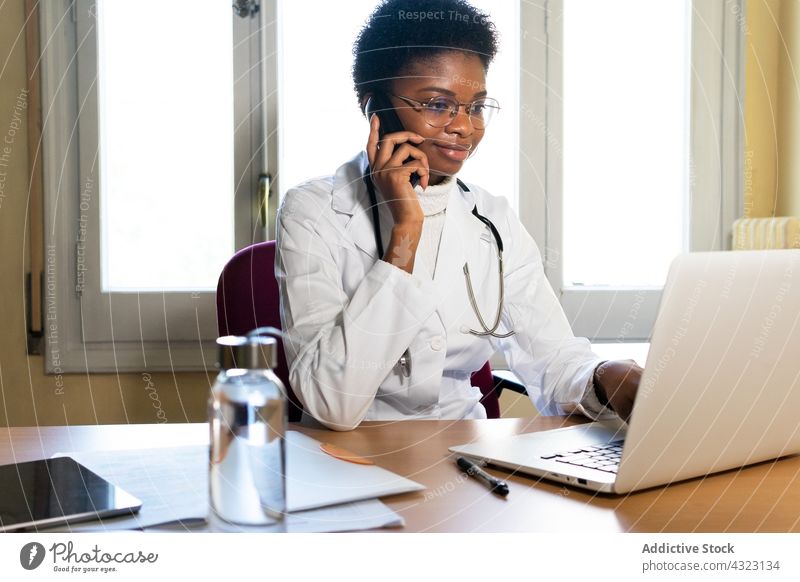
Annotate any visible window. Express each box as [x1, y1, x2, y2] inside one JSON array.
[[41, 1, 265, 372], [536, 0, 743, 341], [562, 0, 690, 288], [96, 2, 235, 292]]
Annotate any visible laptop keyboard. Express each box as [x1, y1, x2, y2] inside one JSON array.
[[540, 439, 625, 474]]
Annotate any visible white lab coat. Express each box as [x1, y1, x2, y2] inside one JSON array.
[[275, 152, 608, 431]]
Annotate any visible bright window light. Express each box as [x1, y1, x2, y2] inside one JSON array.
[[562, 0, 690, 287], [97, 1, 235, 291]]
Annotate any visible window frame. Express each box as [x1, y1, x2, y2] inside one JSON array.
[[41, 0, 268, 373], [518, 0, 745, 341]]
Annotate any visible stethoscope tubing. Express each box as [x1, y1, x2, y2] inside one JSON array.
[[363, 168, 514, 340]]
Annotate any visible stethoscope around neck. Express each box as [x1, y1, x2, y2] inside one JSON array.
[[363, 168, 515, 350]]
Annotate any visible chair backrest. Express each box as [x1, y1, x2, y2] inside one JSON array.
[[215, 241, 303, 421], [216, 241, 501, 420], [471, 361, 500, 419]]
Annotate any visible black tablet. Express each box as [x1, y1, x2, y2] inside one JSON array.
[[0, 457, 142, 532]]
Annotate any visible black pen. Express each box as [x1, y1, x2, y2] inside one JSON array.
[[455, 456, 509, 497]]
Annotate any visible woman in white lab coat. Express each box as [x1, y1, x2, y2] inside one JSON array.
[[275, 0, 641, 431]]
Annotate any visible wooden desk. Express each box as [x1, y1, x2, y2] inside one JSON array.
[[2, 418, 799, 532]]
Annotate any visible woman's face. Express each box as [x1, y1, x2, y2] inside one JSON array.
[[389, 51, 488, 185]]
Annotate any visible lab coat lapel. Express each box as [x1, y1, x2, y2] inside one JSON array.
[[343, 201, 393, 261], [331, 152, 392, 260]]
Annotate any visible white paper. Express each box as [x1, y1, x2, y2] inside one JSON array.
[[48, 431, 420, 533], [286, 431, 425, 511]]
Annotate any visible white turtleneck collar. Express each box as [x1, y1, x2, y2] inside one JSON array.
[[414, 175, 457, 217]]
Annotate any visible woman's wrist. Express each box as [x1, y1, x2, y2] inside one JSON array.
[[591, 359, 642, 422], [382, 223, 423, 273], [593, 361, 613, 410], [389, 205, 425, 226]]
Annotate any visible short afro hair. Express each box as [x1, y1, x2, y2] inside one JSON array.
[[352, 0, 499, 110]]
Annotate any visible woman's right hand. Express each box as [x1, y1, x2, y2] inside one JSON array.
[[365, 114, 430, 225]]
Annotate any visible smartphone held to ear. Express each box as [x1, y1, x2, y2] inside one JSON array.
[[365, 94, 420, 188]]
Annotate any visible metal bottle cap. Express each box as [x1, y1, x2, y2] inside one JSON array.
[[216, 335, 278, 370]]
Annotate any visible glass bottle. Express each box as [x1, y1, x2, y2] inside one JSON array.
[[209, 334, 286, 526]]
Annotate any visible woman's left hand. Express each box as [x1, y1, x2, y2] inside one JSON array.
[[594, 359, 643, 422]]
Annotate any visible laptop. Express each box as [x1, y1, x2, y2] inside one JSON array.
[[451, 250, 800, 494]]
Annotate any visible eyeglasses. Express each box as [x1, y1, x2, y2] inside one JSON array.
[[391, 94, 500, 129]]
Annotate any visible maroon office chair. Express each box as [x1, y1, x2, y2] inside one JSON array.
[[216, 241, 523, 421]]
